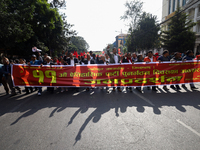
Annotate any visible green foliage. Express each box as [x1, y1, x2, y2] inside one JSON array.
[[0, 0, 35, 50], [126, 12, 160, 52], [49, 0, 66, 9], [121, 0, 143, 29], [69, 36, 89, 53], [160, 8, 196, 53], [0, 0, 76, 57]]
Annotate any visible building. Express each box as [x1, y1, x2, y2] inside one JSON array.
[[115, 33, 128, 49], [162, 0, 200, 54]]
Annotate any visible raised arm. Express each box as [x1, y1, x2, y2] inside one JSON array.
[[106, 45, 112, 58]]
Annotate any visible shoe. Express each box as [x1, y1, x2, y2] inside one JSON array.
[[163, 86, 169, 91], [117, 88, 122, 92], [38, 92, 41, 96], [30, 88, 33, 93], [136, 88, 142, 93], [6, 91, 9, 95], [170, 85, 175, 89], [61, 90, 64, 93], [86, 88, 90, 91], [18, 89, 21, 94], [191, 86, 198, 90], [176, 86, 181, 90], [152, 88, 157, 91], [182, 84, 186, 88], [113, 87, 116, 91], [10, 93, 17, 97]]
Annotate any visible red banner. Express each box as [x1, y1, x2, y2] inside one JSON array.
[[12, 61, 200, 87]]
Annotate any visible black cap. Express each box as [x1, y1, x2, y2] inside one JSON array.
[[32, 54, 36, 57], [89, 51, 93, 53]]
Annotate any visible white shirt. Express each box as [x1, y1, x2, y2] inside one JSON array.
[[149, 57, 153, 62], [105, 58, 110, 63], [70, 59, 74, 66], [88, 60, 91, 65], [104, 61, 107, 65], [114, 54, 118, 64], [47, 62, 50, 65]]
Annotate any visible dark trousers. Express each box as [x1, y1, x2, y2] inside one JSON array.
[[5, 75, 20, 94], [0, 76, 9, 93], [25, 87, 33, 93]]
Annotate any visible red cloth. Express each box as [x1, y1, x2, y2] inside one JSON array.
[[194, 55, 200, 60], [156, 56, 159, 60], [127, 57, 132, 63], [144, 56, 157, 62]]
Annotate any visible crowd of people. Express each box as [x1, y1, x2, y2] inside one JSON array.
[[0, 46, 200, 96]]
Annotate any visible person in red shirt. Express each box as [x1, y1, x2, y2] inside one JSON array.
[[144, 51, 157, 62], [194, 55, 200, 60], [53, 56, 60, 65], [155, 53, 159, 60]]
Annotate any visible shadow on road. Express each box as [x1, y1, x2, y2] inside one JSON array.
[[0, 86, 200, 145]]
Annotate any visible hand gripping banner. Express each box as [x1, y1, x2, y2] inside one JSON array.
[[12, 61, 200, 87]]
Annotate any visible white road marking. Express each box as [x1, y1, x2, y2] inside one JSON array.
[[132, 91, 155, 106], [177, 119, 200, 137]]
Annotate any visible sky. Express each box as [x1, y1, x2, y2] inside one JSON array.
[[65, 0, 163, 51]]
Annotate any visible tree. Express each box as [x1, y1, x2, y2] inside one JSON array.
[[126, 12, 160, 52], [0, 0, 35, 55], [160, 8, 196, 53], [0, 0, 75, 57], [70, 36, 89, 53], [121, 0, 143, 29], [49, 0, 66, 9]]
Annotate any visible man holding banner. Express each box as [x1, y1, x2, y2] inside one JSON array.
[[182, 50, 198, 90], [144, 50, 157, 91], [28, 55, 43, 96], [107, 46, 122, 92]]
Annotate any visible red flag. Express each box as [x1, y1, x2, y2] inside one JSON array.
[[80, 52, 83, 56], [83, 51, 85, 55], [75, 51, 78, 58]]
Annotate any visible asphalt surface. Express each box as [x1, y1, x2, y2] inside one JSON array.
[[0, 84, 200, 150]]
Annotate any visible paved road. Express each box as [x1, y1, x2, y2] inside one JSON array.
[[0, 84, 200, 150]]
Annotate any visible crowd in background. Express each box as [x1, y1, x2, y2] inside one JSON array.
[[1, 46, 200, 96]]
